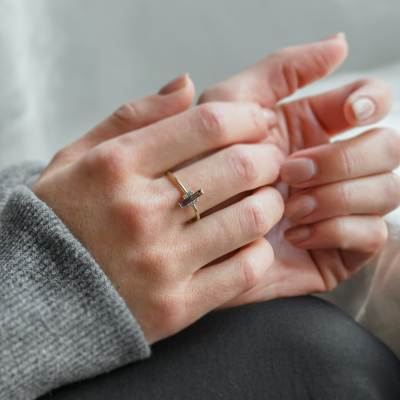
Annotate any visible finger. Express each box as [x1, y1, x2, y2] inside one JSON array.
[[278, 78, 393, 150], [181, 186, 283, 270], [45, 74, 195, 174], [284, 173, 400, 224], [190, 238, 274, 313], [84, 73, 195, 146], [165, 143, 284, 224], [120, 102, 270, 177], [280, 128, 400, 188], [284, 215, 388, 255], [312, 78, 393, 132], [199, 34, 347, 107]]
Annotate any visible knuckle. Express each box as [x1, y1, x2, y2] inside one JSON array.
[[90, 143, 128, 181], [368, 218, 388, 252], [139, 244, 178, 280], [50, 147, 71, 165], [150, 289, 188, 335], [338, 182, 353, 210], [269, 47, 332, 97], [380, 173, 400, 213], [388, 173, 400, 209], [382, 129, 400, 167], [104, 183, 168, 240], [52, 147, 67, 161], [336, 144, 359, 178], [112, 101, 141, 128], [238, 255, 262, 289], [269, 50, 298, 96], [195, 103, 227, 145], [334, 217, 348, 243], [242, 198, 269, 238], [133, 196, 164, 228], [228, 145, 259, 186]]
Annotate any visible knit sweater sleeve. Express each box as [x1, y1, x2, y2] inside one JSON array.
[[0, 163, 151, 400]]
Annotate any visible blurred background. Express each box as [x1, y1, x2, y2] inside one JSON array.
[[1, 0, 400, 168]]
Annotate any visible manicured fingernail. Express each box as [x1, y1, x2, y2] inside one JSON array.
[[284, 226, 312, 244], [285, 195, 317, 221], [158, 73, 189, 95], [323, 32, 346, 41], [280, 158, 317, 185], [352, 98, 376, 121], [262, 109, 278, 128]]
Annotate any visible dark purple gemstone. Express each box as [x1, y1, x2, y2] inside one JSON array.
[[178, 189, 204, 208]]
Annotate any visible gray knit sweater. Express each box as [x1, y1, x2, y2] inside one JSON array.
[[0, 162, 150, 400]]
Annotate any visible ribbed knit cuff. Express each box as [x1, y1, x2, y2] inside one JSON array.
[[0, 185, 150, 400], [0, 161, 44, 211]]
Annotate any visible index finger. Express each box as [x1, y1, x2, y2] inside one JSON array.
[[199, 34, 348, 107]]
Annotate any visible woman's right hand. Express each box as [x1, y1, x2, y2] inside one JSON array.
[[32, 95, 284, 345]]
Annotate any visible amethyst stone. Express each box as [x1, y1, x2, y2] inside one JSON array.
[[178, 189, 204, 208]]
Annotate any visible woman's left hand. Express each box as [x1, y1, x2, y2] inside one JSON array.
[[198, 35, 400, 306]]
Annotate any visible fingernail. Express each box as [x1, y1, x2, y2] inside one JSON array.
[[158, 73, 189, 95], [323, 32, 346, 41], [284, 226, 312, 244], [285, 195, 317, 221], [262, 109, 278, 129], [352, 98, 376, 121], [280, 158, 317, 185]]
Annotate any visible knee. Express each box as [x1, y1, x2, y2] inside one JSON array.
[[242, 296, 400, 398]]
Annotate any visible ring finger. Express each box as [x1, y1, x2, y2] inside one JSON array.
[[158, 143, 283, 224]]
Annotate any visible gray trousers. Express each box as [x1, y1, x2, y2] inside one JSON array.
[[40, 296, 400, 400]]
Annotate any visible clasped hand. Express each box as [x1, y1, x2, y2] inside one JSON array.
[[32, 35, 400, 344]]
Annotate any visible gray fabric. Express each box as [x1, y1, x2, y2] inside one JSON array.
[[0, 162, 150, 400]]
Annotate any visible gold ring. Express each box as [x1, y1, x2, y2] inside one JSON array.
[[166, 172, 204, 221]]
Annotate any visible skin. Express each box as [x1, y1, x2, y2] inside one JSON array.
[[32, 86, 285, 345], [32, 36, 400, 344], [198, 34, 400, 307]]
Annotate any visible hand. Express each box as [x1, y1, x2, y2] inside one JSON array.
[[198, 34, 399, 305], [32, 75, 284, 345], [278, 128, 400, 294]]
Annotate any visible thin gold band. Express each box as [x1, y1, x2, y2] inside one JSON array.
[[166, 172, 204, 221]]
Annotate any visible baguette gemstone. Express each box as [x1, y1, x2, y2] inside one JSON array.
[[178, 189, 204, 208]]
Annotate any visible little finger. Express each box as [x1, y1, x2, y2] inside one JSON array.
[[190, 238, 274, 312], [180, 186, 283, 270]]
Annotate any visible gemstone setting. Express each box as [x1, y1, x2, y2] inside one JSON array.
[[178, 189, 204, 208]]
